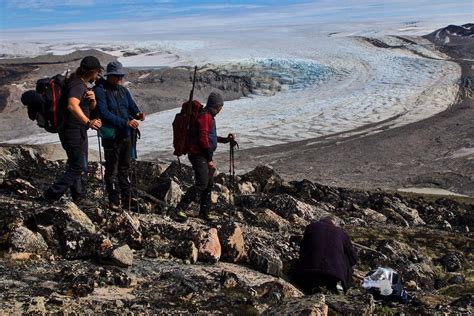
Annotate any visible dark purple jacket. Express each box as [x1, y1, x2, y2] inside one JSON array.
[[299, 219, 358, 290]]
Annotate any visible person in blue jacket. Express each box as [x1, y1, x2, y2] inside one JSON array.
[[94, 61, 145, 209]]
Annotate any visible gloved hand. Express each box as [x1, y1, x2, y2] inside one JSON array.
[[228, 133, 238, 148]]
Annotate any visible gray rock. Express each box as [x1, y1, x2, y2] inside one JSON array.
[[62, 202, 97, 234], [8, 225, 48, 253], [100, 244, 134, 267], [249, 247, 283, 277], [173, 240, 198, 264], [263, 293, 327, 315], [440, 253, 463, 272]]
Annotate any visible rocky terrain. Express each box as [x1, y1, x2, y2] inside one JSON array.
[[0, 144, 472, 314]]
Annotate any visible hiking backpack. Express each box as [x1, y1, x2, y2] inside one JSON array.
[[172, 100, 203, 157], [20, 74, 67, 133]]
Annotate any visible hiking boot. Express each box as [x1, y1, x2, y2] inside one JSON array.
[[109, 201, 121, 212], [200, 212, 217, 222], [74, 198, 96, 209], [175, 209, 188, 222]]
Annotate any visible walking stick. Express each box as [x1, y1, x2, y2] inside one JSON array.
[[97, 132, 106, 203]]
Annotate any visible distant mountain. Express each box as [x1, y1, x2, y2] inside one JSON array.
[[424, 23, 474, 59]]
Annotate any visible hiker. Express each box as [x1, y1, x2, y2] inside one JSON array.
[[43, 56, 103, 207], [296, 215, 358, 294], [175, 92, 235, 221], [94, 61, 145, 209]]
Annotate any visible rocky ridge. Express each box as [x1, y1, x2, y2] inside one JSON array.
[[0, 144, 472, 314]]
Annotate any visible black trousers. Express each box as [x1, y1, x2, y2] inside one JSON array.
[[298, 272, 342, 294], [177, 155, 213, 215], [46, 127, 88, 200], [102, 136, 132, 204]]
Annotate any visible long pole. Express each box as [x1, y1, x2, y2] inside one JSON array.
[[97, 132, 106, 203]]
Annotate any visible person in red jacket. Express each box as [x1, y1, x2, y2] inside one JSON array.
[[175, 92, 235, 221], [297, 215, 358, 294]]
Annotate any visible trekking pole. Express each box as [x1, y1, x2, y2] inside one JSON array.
[[97, 132, 106, 203]]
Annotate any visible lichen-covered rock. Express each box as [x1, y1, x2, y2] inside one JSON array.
[[106, 211, 143, 248], [99, 244, 134, 267], [62, 202, 97, 234], [240, 165, 283, 193], [7, 225, 48, 253], [263, 293, 328, 315], [173, 240, 198, 263], [249, 247, 283, 277], [193, 227, 221, 263], [439, 252, 463, 272], [218, 221, 247, 263]]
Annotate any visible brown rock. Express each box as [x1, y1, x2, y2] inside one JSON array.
[[193, 228, 221, 263], [218, 221, 247, 263]]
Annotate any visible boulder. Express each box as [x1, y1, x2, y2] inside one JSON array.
[[440, 253, 463, 272], [249, 247, 283, 277], [99, 244, 134, 268], [159, 161, 194, 186], [240, 165, 283, 193], [237, 181, 256, 195], [144, 235, 171, 258], [106, 211, 143, 248], [173, 240, 198, 264], [326, 291, 375, 315], [263, 294, 328, 315], [62, 202, 97, 234], [265, 194, 328, 221], [148, 178, 184, 208], [7, 225, 48, 253], [193, 228, 221, 263], [254, 208, 289, 231], [218, 221, 247, 263]]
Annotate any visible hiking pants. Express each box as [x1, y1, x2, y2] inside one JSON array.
[[46, 127, 88, 200], [102, 136, 132, 205], [178, 155, 213, 215], [298, 272, 342, 294]]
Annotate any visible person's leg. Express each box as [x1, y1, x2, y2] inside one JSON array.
[[102, 138, 121, 206], [200, 166, 214, 219], [70, 128, 88, 201], [117, 137, 132, 207], [44, 128, 84, 200], [175, 155, 209, 218]]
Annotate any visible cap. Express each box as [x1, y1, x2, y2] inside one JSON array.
[[104, 60, 127, 76], [80, 56, 104, 71]]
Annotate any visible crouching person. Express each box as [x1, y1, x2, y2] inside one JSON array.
[[94, 61, 145, 209], [296, 215, 358, 294]]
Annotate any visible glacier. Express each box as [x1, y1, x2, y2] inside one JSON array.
[[4, 33, 460, 161]]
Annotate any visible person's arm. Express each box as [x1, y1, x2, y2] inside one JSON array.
[[94, 87, 128, 128], [125, 89, 144, 120], [67, 97, 101, 130], [343, 233, 358, 266]]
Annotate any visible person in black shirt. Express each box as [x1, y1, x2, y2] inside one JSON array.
[[44, 56, 103, 207]]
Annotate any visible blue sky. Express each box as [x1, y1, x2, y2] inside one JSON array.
[[0, 0, 310, 29], [0, 0, 472, 40]]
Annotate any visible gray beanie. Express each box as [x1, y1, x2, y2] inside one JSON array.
[[206, 92, 224, 108]]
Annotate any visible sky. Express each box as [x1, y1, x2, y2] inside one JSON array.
[[1, 0, 472, 32]]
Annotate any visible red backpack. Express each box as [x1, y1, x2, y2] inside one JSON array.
[[172, 100, 203, 157]]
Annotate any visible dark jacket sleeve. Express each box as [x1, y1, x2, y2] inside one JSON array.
[[125, 88, 140, 118], [94, 86, 128, 128], [343, 233, 358, 267]]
